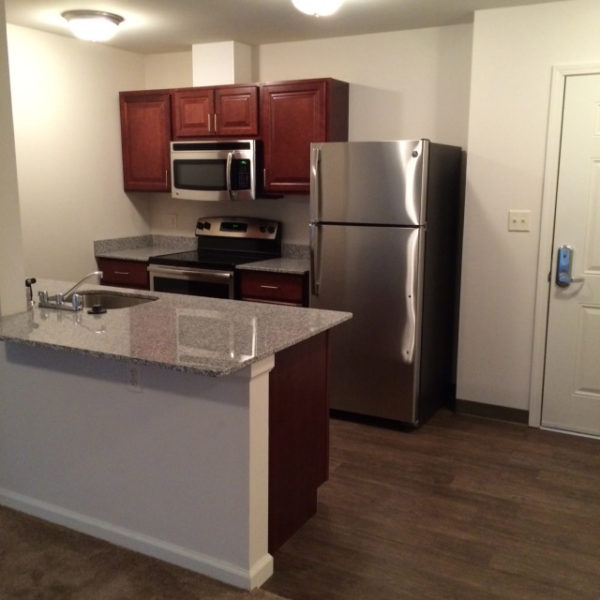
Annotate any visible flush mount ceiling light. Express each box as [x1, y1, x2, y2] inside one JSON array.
[[61, 9, 124, 42], [291, 0, 344, 17]]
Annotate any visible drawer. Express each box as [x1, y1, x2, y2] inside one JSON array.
[[239, 271, 306, 306], [96, 258, 149, 289]]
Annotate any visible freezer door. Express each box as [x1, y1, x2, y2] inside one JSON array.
[[310, 223, 422, 422], [310, 140, 426, 226]]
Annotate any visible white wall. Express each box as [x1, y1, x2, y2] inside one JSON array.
[[0, 342, 273, 589], [457, 0, 600, 411], [144, 51, 192, 89], [0, 1, 25, 315], [149, 25, 473, 243], [258, 25, 471, 146], [7, 25, 151, 282]]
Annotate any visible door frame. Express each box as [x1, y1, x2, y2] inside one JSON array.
[[529, 63, 600, 427]]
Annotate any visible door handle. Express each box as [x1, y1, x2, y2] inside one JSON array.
[[555, 245, 584, 287], [309, 223, 321, 297]]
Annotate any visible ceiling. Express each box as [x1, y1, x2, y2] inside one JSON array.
[[4, 0, 563, 55]]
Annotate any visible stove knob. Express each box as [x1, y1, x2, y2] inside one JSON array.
[[259, 226, 266, 233], [267, 225, 276, 234], [197, 222, 204, 230], [204, 221, 211, 230]]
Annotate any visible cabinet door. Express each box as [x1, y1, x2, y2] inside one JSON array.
[[171, 88, 214, 138], [215, 86, 258, 136], [119, 91, 171, 191], [97, 258, 149, 289], [238, 271, 307, 306], [260, 79, 349, 194]]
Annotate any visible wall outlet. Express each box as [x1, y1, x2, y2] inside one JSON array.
[[127, 366, 142, 392], [508, 209, 531, 232], [165, 213, 177, 230]]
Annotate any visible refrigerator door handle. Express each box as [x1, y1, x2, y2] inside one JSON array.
[[309, 223, 321, 297], [311, 146, 322, 221]]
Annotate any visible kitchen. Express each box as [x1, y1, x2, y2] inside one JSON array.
[[0, 0, 599, 598]]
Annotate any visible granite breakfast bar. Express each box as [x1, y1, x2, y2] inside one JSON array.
[[0, 280, 351, 590]]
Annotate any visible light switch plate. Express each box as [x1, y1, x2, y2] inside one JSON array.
[[508, 209, 531, 232]]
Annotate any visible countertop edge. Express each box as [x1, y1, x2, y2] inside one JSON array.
[[0, 279, 351, 378]]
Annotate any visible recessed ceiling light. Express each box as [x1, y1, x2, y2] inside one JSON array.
[[61, 9, 124, 42], [291, 0, 344, 17]]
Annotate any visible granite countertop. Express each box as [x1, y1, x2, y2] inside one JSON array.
[[0, 279, 350, 377], [235, 257, 309, 274], [95, 247, 162, 262], [94, 236, 310, 274]]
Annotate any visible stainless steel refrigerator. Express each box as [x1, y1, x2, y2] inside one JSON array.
[[309, 139, 462, 426]]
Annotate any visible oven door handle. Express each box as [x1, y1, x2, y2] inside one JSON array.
[[147, 265, 233, 281]]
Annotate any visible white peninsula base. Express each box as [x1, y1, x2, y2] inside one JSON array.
[[0, 342, 274, 590]]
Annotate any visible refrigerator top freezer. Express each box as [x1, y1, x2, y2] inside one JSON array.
[[309, 139, 463, 425], [310, 139, 439, 226]]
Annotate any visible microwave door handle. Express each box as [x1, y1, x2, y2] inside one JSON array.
[[226, 151, 234, 200]]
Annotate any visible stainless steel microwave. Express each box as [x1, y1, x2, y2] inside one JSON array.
[[170, 140, 256, 201]]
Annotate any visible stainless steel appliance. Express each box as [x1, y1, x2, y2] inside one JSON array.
[[148, 216, 281, 298], [170, 140, 256, 201], [309, 139, 462, 426]]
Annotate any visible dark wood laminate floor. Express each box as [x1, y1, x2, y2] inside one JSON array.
[[263, 410, 600, 600]]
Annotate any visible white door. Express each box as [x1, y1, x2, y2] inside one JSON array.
[[542, 73, 600, 436]]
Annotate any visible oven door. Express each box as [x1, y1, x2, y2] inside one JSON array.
[[147, 265, 234, 299]]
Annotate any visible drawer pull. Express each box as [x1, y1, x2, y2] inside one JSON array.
[[114, 271, 130, 276], [260, 285, 279, 290]]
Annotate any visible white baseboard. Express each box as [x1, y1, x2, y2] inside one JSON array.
[[0, 488, 273, 590]]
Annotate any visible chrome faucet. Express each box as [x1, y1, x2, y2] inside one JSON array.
[[62, 271, 103, 301], [38, 271, 103, 311]]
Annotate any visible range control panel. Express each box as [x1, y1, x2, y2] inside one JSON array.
[[195, 216, 280, 241]]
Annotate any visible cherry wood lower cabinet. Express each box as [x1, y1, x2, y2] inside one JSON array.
[[269, 331, 329, 552], [238, 270, 308, 306], [96, 258, 149, 290]]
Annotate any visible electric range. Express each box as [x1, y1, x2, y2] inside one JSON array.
[[147, 216, 281, 299]]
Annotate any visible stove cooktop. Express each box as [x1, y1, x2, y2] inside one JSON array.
[[148, 216, 282, 271], [148, 249, 274, 271]]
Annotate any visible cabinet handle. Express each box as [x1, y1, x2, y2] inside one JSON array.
[[114, 271, 130, 276], [214, 113, 218, 132], [207, 113, 211, 133], [164, 169, 168, 188], [260, 285, 279, 290], [263, 168, 267, 187]]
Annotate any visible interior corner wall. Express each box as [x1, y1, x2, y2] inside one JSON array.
[[456, 0, 600, 411], [0, 0, 25, 315], [6, 25, 151, 282]]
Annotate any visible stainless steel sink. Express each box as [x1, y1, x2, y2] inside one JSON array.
[[78, 291, 159, 310]]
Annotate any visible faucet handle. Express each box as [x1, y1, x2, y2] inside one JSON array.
[[71, 293, 83, 311]]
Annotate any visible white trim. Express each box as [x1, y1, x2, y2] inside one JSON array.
[[530, 63, 600, 427], [0, 489, 274, 590]]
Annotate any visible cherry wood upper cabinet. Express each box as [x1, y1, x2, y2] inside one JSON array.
[[260, 79, 349, 194], [172, 85, 259, 139], [119, 90, 171, 192]]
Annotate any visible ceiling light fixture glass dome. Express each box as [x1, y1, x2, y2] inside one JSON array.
[[61, 10, 124, 42], [291, 0, 344, 17]]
